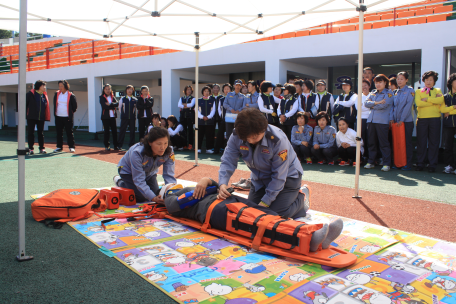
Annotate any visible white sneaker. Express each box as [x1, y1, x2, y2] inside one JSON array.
[[54, 148, 63, 153], [231, 178, 247, 187], [300, 184, 311, 212], [177, 147, 184, 151], [206, 149, 214, 154], [381, 165, 390, 172], [69, 148, 75, 153], [198, 149, 201, 153], [113, 175, 121, 187], [364, 163, 375, 169], [443, 165, 454, 174]]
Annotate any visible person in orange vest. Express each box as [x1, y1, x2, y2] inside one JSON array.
[[26, 80, 50, 154]]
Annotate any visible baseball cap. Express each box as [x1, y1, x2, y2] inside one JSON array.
[[234, 79, 243, 86], [316, 80, 327, 86], [341, 79, 353, 86]]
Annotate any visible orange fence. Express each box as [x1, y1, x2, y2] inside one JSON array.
[[0, 0, 454, 74]]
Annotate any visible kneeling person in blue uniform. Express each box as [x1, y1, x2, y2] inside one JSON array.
[[218, 108, 307, 219], [113, 127, 177, 203], [160, 177, 343, 253]]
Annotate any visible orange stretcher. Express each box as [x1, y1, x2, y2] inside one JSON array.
[[391, 122, 407, 168], [96, 201, 357, 268]]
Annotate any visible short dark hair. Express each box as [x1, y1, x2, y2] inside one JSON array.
[[363, 67, 374, 74], [151, 112, 161, 120], [283, 83, 296, 95], [374, 74, 390, 88], [338, 117, 349, 126], [303, 80, 314, 91], [422, 71, 438, 83], [34, 80, 46, 91], [167, 115, 179, 127], [160, 117, 168, 128], [296, 111, 309, 124], [362, 79, 371, 87], [201, 86, 212, 95], [447, 73, 456, 92], [315, 111, 330, 126], [397, 71, 409, 80], [222, 83, 232, 93], [247, 80, 259, 93], [389, 77, 398, 88], [275, 83, 284, 93], [58, 80, 70, 90], [183, 85, 194, 95], [140, 85, 149, 92], [260, 81, 274, 93], [294, 80, 304, 87], [140, 127, 172, 157], [125, 85, 135, 94], [234, 108, 268, 141]]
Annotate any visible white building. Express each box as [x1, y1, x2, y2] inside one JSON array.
[[0, 12, 455, 133]]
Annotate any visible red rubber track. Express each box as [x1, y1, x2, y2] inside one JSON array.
[[58, 144, 456, 242]]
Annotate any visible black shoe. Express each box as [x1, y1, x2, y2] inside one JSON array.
[[415, 166, 424, 171], [115, 147, 122, 151], [105, 147, 111, 151], [428, 167, 435, 173]]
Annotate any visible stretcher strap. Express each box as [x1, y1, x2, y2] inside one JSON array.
[[251, 215, 281, 250], [234, 206, 251, 231], [269, 219, 290, 245], [291, 223, 306, 249], [201, 199, 224, 233], [250, 214, 268, 239]]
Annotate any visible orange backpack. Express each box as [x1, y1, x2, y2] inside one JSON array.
[[31, 189, 105, 228]]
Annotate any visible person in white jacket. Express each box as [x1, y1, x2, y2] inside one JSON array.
[[354, 79, 371, 160], [336, 117, 363, 166], [167, 115, 187, 151]]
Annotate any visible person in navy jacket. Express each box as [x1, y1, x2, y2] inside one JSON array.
[[137, 85, 154, 140], [99, 84, 119, 151], [53, 80, 77, 153], [114, 127, 176, 203], [291, 112, 313, 164], [364, 74, 394, 171], [118, 85, 138, 149], [26, 80, 51, 154], [178, 85, 195, 150], [197, 86, 216, 154], [214, 83, 231, 154]]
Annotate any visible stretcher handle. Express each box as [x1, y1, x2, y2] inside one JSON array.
[[251, 215, 282, 250], [201, 199, 224, 233]]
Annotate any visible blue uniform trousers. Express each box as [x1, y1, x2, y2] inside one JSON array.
[[118, 171, 160, 203], [367, 123, 391, 166], [416, 117, 441, 169], [247, 174, 306, 219]]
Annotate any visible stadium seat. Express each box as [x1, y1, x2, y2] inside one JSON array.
[[396, 11, 415, 26], [283, 32, 296, 39], [272, 34, 283, 40], [372, 20, 390, 29], [339, 25, 356, 32], [408, 16, 427, 25], [296, 30, 310, 37], [416, 8, 433, 16], [310, 28, 325, 35], [434, 5, 453, 15], [380, 12, 394, 20], [334, 19, 350, 25], [365, 15, 381, 22]]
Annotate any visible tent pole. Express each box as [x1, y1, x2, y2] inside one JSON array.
[[17, 0, 33, 262], [353, 0, 366, 199], [194, 32, 199, 166]]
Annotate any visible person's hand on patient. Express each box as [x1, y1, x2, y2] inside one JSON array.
[[217, 184, 231, 200], [152, 196, 164, 204]]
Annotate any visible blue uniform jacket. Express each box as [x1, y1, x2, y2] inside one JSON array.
[[364, 89, 394, 124], [117, 143, 177, 201], [291, 125, 313, 146], [312, 125, 336, 148], [390, 86, 415, 123], [219, 125, 303, 206], [243, 91, 259, 109], [224, 92, 245, 112]]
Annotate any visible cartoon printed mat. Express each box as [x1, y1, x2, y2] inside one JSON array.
[[34, 187, 456, 304]]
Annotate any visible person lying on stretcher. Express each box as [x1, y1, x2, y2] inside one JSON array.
[[158, 177, 343, 253]]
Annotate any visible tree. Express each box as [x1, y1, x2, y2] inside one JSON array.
[[0, 29, 13, 39]]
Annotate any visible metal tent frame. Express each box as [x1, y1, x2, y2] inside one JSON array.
[[9, 0, 421, 260]]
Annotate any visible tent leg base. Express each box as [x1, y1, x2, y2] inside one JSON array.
[[16, 255, 34, 262], [352, 195, 362, 199], [193, 164, 199, 167]]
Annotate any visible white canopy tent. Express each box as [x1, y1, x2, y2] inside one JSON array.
[[0, 0, 422, 261]]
